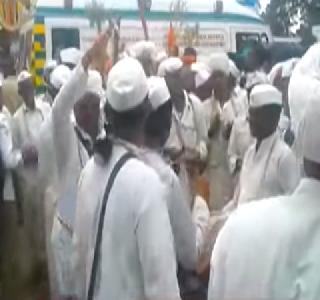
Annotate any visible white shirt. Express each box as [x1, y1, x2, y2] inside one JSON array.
[[13, 98, 51, 147], [142, 149, 197, 270], [227, 116, 253, 174], [209, 178, 320, 300], [166, 91, 207, 160], [51, 63, 90, 230], [221, 87, 248, 127], [237, 132, 300, 205], [202, 95, 218, 136], [73, 145, 180, 300]]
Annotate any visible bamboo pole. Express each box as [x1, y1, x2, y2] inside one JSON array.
[[137, 0, 149, 40]]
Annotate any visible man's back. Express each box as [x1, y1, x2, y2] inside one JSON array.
[[209, 177, 320, 300], [74, 144, 180, 300]]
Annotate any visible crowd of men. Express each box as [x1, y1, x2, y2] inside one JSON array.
[[0, 30, 320, 300]]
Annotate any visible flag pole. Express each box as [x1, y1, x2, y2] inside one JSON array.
[[137, 0, 149, 40]]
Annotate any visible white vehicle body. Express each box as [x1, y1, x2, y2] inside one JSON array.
[[36, 0, 272, 60]]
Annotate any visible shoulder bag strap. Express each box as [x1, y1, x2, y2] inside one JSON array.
[[87, 152, 134, 300]]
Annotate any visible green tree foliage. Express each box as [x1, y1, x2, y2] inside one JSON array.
[[86, 0, 109, 33], [263, 0, 320, 45]]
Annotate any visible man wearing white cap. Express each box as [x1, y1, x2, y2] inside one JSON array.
[[40, 60, 58, 105], [128, 40, 157, 76], [208, 94, 320, 300], [11, 70, 51, 283], [73, 57, 180, 300], [196, 52, 233, 210], [144, 77, 209, 298], [270, 58, 300, 146], [221, 59, 248, 139], [0, 76, 39, 297], [235, 84, 300, 206], [0, 75, 38, 201], [13, 71, 51, 148], [159, 57, 208, 208], [227, 72, 268, 177], [48, 35, 106, 298], [44, 64, 71, 106]]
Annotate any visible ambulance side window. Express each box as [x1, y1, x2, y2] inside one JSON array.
[[236, 32, 260, 52], [52, 28, 80, 60]]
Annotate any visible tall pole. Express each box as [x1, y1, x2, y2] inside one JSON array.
[[137, 0, 149, 40]]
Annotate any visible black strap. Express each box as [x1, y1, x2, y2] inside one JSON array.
[[87, 152, 133, 300]]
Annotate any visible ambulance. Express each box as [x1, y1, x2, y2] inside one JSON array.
[[30, 0, 271, 91]]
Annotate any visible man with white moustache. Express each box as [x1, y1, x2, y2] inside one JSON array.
[[208, 92, 320, 300]]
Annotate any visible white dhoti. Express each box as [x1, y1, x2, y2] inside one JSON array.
[[51, 215, 74, 297]]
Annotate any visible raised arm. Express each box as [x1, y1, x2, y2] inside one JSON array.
[[52, 32, 109, 176]]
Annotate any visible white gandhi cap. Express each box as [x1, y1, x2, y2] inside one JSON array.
[[87, 70, 104, 99], [157, 57, 183, 77], [60, 48, 82, 66], [50, 65, 71, 90], [148, 76, 170, 110], [129, 41, 157, 61], [107, 57, 148, 112], [207, 52, 229, 75], [302, 89, 320, 163], [250, 84, 282, 108], [17, 70, 32, 83]]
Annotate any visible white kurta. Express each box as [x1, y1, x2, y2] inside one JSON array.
[[13, 98, 51, 148], [288, 43, 320, 136], [206, 97, 234, 210], [11, 99, 51, 268], [142, 150, 197, 270], [73, 145, 180, 300], [209, 178, 320, 300], [0, 106, 22, 201], [221, 87, 248, 128], [165, 91, 208, 206], [166, 91, 207, 160], [227, 116, 253, 174], [237, 132, 300, 205], [50, 63, 89, 296]]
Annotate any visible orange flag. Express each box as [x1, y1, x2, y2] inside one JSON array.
[[167, 22, 176, 53]]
